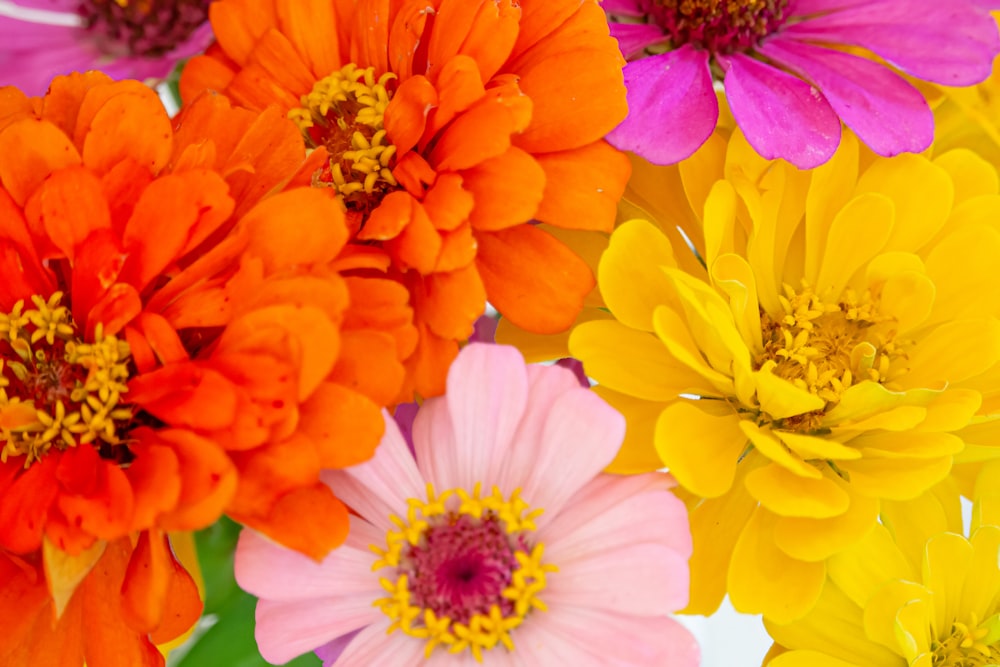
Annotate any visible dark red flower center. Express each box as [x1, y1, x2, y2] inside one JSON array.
[[80, 0, 210, 57], [403, 512, 524, 624], [614, 0, 790, 55]]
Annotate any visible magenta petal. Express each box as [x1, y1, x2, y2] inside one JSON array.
[[607, 45, 718, 165], [610, 23, 666, 59], [721, 53, 840, 168], [759, 37, 933, 157], [602, 0, 645, 17], [784, 0, 1000, 85], [792, 0, 869, 13]]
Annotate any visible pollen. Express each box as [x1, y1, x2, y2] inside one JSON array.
[[290, 64, 400, 229], [755, 282, 908, 430], [371, 483, 555, 661], [0, 293, 134, 467], [931, 613, 1000, 666]]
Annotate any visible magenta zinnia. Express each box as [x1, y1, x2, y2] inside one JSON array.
[[0, 0, 211, 95], [234, 344, 699, 666], [604, 0, 1000, 167]]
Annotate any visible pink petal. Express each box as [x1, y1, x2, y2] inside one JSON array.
[[609, 23, 666, 59], [335, 619, 426, 667], [607, 45, 719, 165], [255, 596, 380, 665], [792, 0, 870, 13], [539, 474, 692, 563], [720, 52, 841, 168], [544, 542, 690, 615], [234, 522, 382, 601], [783, 0, 1000, 85], [518, 387, 625, 519], [426, 343, 529, 491], [602, 0, 645, 16], [759, 37, 933, 156], [494, 362, 585, 496], [8, 0, 81, 10], [322, 411, 425, 531], [522, 608, 700, 666], [315, 630, 361, 667], [411, 395, 458, 492]]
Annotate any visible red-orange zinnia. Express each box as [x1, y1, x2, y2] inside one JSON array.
[[180, 0, 632, 398], [0, 72, 412, 666]]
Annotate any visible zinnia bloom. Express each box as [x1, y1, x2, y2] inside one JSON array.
[[765, 470, 1000, 667], [234, 343, 699, 665], [180, 0, 631, 400], [0, 0, 213, 95], [603, 0, 1000, 167], [0, 71, 409, 665], [570, 129, 1000, 623]]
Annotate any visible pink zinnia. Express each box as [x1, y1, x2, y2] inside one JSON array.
[[606, 0, 1000, 168], [0, 0, 211, 95], [234, 343, 699, 666]]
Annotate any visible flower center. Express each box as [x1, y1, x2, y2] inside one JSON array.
[[290, 64, 400, 234], [754, 283, 906, 431], [80, 0, 210, 57], [0, 293, 134, 468], [932, 615, 1000, 667], [612, 0, 789, 55], [372, 483, 556, 661]]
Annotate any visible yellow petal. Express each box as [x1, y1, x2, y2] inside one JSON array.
[[922, 532, 974, 638], [711, 253, 763, 352], [932, 149, 998, 204], [766, 582, 901, 666], [906, 319, 1000, 389], [728, 507, 827, 623], [862, 580, 931, 655], [753, 368, 827, 421], [44, 537, 107, 618], [683, 461, 758, 615], [569, 319, 697, 400], [745, 463, 850, 518], [878, 271, 935, 334], [924, 224, 1000, 326], [592, 385, 671, 474], [655, 401, 744, 498], [651, 305, 735, 395], [775, 430, 862, 461], [599, 219, 679, 331], [768, 650, 868, 667], [963, 526, 1000, 621], [881, 487, 962, 571], [856, 432, 964, 459], [814, 193, 895, 298], [804, 132, 860, 285], [915, 389, 980, 432], [741, 421, 823, 479], [701, 179, 738, 280], [893, 596, 935, 661], [828, 524, 914, 608], [497, 306, 610, 362], [838, 455, 952, 501], [854, 153, 953, 253], [823, 381, 941, 427], [865, 251, 925, 287], [773, 487, 879, 562]]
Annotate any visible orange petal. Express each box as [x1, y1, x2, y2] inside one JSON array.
[[79, 87, 173, 176], [423, 55, 487, 143], [147, 537, 202, 645], [385, 75, 438, 155], [120, 530, 170, 634], [461, 146, 545, 231], [422, 172, 473, 232], [435, 223, 477, 272], [454, 0, 520, 82], [275, 0, 339, 80], [84, 282, 142, 339], [413, 263, 486, 340], [359, 189, 413, 241], [207, 0, 277, 66], [243, 29, 316, 99], [428, 94, 514, 171], [399, 321, 457, 401], [299, 383, 385, 468], [153, 428, 238, 531], [227, 432, 320, 516], [232, 483, 349, 561], [0, 459, 55, 553], [534, 140, 631, 232], [0, 118, 81, 205], [328, 330, 405, 406], [38, 165, 110, 262], [124, 443, 181, 529], [41, 71, 113, 137], [386, 1, 430, 80], [178, 53, 237, 104], [343, 276, 419, 359], [385, 200, 442, 274], [129, 364, 239, 431], [0, 85, 35, 134], [134, 312, 189, 366], [476, 225, 594, 333], [242, 187, 348, 272], [56, 453, 134, 543]]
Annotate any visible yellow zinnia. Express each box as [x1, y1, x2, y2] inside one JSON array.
[[569, 129, 1000, 622], [765, 465, 1000, 667]]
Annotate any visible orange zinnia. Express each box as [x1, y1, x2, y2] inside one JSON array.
[[180, 0, 631, 398], [0, 72, 411, 666]]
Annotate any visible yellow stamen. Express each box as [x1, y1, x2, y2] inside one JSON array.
[[290, 64, 399, 212], [0, 293, 133, 467]]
